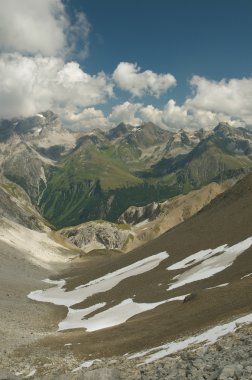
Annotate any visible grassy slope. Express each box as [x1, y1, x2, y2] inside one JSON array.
[[40, 135, 252, 228], [40, 143, 145, 227]]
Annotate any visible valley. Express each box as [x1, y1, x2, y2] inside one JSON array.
[[1, 112, 252, 379]]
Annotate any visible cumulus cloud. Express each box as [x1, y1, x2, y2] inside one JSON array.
[[108, 101, 143, 126], [186, 75, 252, 125], [1, 1, 251, 131], [104, 97, 240, 132], [109, 75, 252, 131], [113, 62, 176, 97], [140, 100, 226, 130], [63, 107, 109, 131], [0, 54, 113, 119], [0, 0, 90, 58]]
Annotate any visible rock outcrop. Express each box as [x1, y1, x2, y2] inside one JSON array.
[[60, 221, 133, 252]]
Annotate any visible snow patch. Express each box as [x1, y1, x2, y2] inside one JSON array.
[[59, 294, 189, 332], [59, 303, 106, 331], [34, 127, 42, 135], [59, 299, 166, 332], [36, 113, 44, 119], [206, 283, 229, 290], [28, 252, 171, 330], [72, 359, 102, 372], [135, 219, 149, 228], [28, 252, 169, 308], [25, 369, 36, 378], [167, 237, 252, 290], [241, 272, 252, 279], [128, 312, 252, 364], [167, 245, 227, 270]]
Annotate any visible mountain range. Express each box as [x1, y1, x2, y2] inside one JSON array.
[[1, 111, 252, 230]]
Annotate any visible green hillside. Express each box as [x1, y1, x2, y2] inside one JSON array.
[[39, 123, 252, 228]]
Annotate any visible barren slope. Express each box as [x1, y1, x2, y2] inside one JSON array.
[[24, 173, 252, 368]]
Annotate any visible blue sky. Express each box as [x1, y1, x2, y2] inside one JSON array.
[[73, 0, 252, 102], [0, 0, 252, 130]]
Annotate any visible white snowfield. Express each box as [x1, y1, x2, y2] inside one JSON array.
[[167, 237, 252, 290], [167, 245, 227, 270], [29, 252, 169, 308], [128, 312, 252, 364], [28, 252, 173, 331], [58, 295, 189, 332], [60, 298, 167, 332], [0, 219, 72, 268], [27, 236, 252, 333]]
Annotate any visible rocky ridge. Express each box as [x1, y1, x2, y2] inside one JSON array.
[[1, 112, 252, 228], [0, 111, 76, 203]]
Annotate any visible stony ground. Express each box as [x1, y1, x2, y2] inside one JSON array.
[[2, 324, 252, 379]]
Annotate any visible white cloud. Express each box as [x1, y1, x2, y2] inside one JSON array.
[[113, 62, 176, 97], [63, 107, 109, 131], [186, 75, 252, 125], [0, 0, 90, 58], [1, 1, 251, 132], [0, 54, 113, 119], [105, 98, 237, 131], [108, 101, 143, 126], [113, 75, 252, 130]]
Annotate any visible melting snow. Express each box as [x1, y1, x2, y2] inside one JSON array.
[[72, 359, 102, 372], [59, 295, 189, 332], [59, 303, 106, 330], [27, 236, 252, 335], [59, 299, 166, 332], [241, 272, 252, 279], [128, 312, 252, 364], [25, 369, 36, 378], [135, 219, 149, 228], [28, 252, 169, 317], [206, 283, 229, 290], [34, 127, 42, 135], [167, 237, 252, 290], [167, 245, 227, 270]]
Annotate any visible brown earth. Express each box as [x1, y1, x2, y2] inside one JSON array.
[[2, 174, 252, 377], [24, 174, 252, 366]]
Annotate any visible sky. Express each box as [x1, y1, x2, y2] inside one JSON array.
[[0, 0, 252, 130]]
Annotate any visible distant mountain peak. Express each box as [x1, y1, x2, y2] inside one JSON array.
[[213, 121, 233, 135]]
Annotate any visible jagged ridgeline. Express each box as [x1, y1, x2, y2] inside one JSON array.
[[1, 112, 252, 228]]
